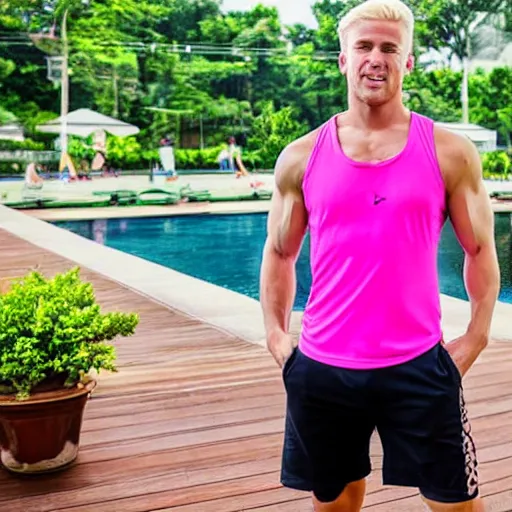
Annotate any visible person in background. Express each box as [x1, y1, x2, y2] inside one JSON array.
[[159, 134, 177, 181], [91, 129, 107, 175], [218, 136, 249, 177], [24, 162, 44, 189]]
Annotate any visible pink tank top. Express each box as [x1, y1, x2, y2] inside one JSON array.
[[299, 112, 446, 369]]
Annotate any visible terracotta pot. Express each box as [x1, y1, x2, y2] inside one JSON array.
[[0, 380, 96, 474]]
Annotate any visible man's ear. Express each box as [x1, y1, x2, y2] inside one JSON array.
[[339, 52, 347, 75], [405, 53, 415, 74]]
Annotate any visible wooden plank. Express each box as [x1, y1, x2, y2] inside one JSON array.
[[82, 393, 286, 432], [161, 489, 309, 512], [0, 434, 283, 500], [2, 460, 282, 511], [80, 404, 285, 446], [83, 380, 283, 419], [54, 472, 282, 512]]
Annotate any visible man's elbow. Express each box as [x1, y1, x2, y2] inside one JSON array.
[[263, 236, 296, 262], [466, 242, 501, 286]]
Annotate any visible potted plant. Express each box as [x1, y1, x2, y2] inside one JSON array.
[[0, 267, 139, 474]]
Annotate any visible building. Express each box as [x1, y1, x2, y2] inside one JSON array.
[[0, 122, 25, 142], [436, 122, 498, 153]]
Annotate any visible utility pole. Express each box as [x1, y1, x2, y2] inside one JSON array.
[[112, 65, 119, 117], [60, 9, 69, 160], [461, 14, 486, 126], [199, 113, 204, 149], [461, 34, 470, 124]]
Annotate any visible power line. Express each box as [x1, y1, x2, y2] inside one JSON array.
[[95, 41, 340, 61], [0, 36, 340, 61]]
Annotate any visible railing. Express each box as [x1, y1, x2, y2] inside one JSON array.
[[0, 150, 59, 163]]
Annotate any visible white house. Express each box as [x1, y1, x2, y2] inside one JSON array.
[[0, 122, 25, 142], [435, 122, 497, 152]]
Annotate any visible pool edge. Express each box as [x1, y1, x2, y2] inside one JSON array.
[[0, 205, 510, 346]]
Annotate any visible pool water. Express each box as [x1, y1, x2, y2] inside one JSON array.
[[54, 212, 512, 309]]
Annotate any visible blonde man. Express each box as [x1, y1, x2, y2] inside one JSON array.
[[259, 0, 500, 511]]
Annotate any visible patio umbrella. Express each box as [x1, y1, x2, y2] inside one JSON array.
[[36, 108, 139, 137], [36, 108, 139, 174]]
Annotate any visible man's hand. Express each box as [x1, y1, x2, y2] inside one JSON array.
[[443, 332, 488, 378], [267, 330, 295, 368]]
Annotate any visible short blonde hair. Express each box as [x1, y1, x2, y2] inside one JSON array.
[[338, 0, 414, 51]]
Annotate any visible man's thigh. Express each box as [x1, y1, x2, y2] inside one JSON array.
[[376, 343, 479, 505], [281, 347, 376, 503]]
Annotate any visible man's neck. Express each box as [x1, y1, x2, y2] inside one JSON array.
[[345, 95, 410, 130]]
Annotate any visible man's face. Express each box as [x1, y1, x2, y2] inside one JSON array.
[[339, 19, 413, 107]]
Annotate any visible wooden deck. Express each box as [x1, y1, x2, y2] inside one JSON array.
[[0, 228, 511, 511]]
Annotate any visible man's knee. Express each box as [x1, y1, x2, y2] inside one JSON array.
[[422, 496, 485, 512], [312, 478, 366, 512]]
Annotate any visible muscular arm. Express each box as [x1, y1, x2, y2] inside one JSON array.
[[259, 135, 314, 352], [437, 127, 500, 353]]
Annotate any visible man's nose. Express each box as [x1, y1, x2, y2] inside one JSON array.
[[368, 49, 385, 67]]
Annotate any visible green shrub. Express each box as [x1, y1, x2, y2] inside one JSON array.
[[0, 143, 272, 173], [0, 161, 24, 175], [482, 151, 511, 180], [0, 158, 59, 175], [0, 139, 45, 151], [174, 145, 222, 169], [67, 137, 95, 162], [0, 267, 139, 400], [106, 136, 143, 169]]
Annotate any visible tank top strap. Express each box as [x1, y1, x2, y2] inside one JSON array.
[[409, 112, 445, 190], [302, 115, 339, 194]]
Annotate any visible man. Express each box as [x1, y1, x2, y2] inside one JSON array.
[[259, 0, 501, 511], [218, 136, 250, 177], [159, 134, 177, 181]]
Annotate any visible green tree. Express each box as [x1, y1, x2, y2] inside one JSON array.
[[408, 0, 511, 122], [470, 66, 512, 147], [247, 100, 308, 168]]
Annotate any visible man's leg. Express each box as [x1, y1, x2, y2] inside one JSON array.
[[312, 478, 367, 512], [280, 348, 374, 512], [376, 344, 481, 511], [422, 496, 485, 511]]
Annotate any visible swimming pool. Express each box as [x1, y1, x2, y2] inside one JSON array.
[[54, 212, 512, 309]]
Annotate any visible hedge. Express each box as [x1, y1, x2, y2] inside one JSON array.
[[0, 145, 510, 180]]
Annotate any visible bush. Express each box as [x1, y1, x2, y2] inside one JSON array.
[[0, 161, 24, 175], [0, 139, 46, 151], [67, 137, 95, 163], [0, 157, 59, 175], [0, 267, 139, 400], [106, 136, 143, 169], [482, 151, 511, 180], [174, 145, 223, 169]]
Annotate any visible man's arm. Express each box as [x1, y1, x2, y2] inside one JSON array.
[[259, 135, 314, 366], [235, 150, 249, 176], [437, 127, 501, 374]]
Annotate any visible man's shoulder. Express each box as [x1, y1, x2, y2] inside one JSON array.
[[433, 123, 479, 163], [274, 125, 324, 194], [432, 123, 481, 188]]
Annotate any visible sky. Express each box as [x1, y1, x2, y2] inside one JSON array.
[[219, 0, 451, 67], [221, 0, 318, 28]]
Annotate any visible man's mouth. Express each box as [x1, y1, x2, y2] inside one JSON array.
[[365, 75, 386, 82]]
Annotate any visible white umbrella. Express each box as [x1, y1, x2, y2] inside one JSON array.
[[36, 108, 139, 137]]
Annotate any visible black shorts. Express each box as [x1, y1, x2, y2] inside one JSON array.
[[281, 343, 479, 504]]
